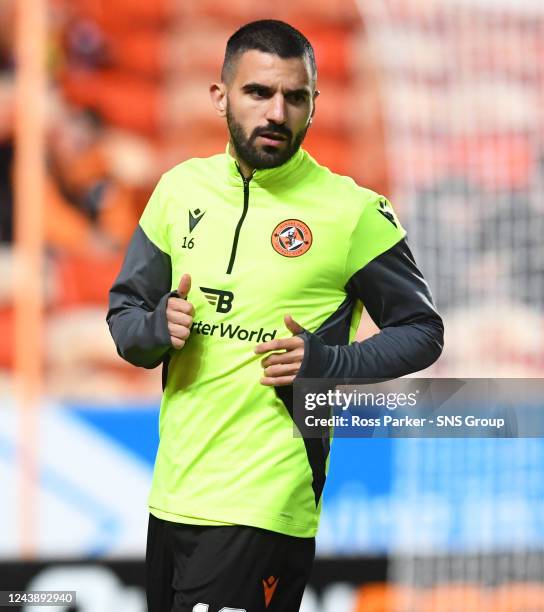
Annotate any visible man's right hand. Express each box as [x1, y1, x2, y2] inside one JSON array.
[[166, 274, 194, 349]]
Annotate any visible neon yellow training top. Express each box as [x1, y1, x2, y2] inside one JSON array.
[[107, 146, 443, 537]]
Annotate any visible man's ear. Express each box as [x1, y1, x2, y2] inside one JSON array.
[[309, 89, 320, 123], [210, 82, 227, 117]]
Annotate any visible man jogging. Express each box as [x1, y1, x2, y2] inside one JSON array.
[[107, 19, 443, 612]]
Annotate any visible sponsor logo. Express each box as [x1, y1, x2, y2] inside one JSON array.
[[188, 208, 206, 233], [263, 575, 279, 608], [271, 219, 312, 257], [200, 287, 234, 313], [377, 198, 398, 228], [191, 320, 277, 343]]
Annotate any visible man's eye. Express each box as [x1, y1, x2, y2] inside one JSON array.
[[250, 88, 269, 98], [287, 93, 307, 104]]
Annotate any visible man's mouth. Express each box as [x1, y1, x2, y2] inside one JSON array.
[[257, 131, 289, 146]]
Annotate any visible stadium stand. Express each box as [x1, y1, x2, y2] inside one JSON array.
[[1, 0, 387, 398]]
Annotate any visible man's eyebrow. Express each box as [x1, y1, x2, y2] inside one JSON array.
[[241, 82, 273, 93], [241, 83, 312, 96]]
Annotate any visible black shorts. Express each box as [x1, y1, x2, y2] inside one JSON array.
[[145, 513, 316, 612]]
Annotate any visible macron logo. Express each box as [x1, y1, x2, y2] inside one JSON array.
[[377, 198, 398, 228], [188, 208, 205, 233]]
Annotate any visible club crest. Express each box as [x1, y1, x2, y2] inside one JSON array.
[[271, 219, 312, 257]]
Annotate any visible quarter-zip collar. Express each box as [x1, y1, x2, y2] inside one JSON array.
[[225, 143, 306, 188]]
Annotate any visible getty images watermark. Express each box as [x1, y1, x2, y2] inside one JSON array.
[[293, 379, 544, 438]]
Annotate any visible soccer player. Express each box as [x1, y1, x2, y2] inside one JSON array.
[[107, 19, 443, 612]]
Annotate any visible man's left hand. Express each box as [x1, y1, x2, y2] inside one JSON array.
[[255, 315, 305, 386]]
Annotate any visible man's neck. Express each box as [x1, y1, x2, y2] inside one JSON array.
[[228, 142, 254, 179]]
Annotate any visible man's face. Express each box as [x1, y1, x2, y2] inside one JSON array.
[[224, 50, 316, 170]]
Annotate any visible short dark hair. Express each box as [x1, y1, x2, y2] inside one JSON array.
[[221, 19, 317, 84]]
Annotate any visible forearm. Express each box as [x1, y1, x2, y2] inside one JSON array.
[[298, 238, 444, 380], [298, 317, 443, 379], [107, 225, 173, 369], [107, 291, 173, 368]]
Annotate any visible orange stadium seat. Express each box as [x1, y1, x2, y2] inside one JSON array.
[[179, 0, 282, 23], [310, 81, 356, 132], [279, 0, 361, 26], [178, 0, 360, 27], [65, 0, 171, 28], [420, 583, 488, 611], [62, 70, 161, 135], [163, 79, 225, 130], [163, 25, 233, 77], [350, 137, 390, 196], [45, 178, 95, 254], [354, 583, 422, 612], [53, 252, 124, 309], [164, 23, 356, 82], [303, 26, 354, 81], [45, 169, 139, 254], [490, 583, 544, 612], [161, 127, 228, 164], [304, 130, 355, 177], [0, 306, 14, 368], [107, 29, 163, 77]]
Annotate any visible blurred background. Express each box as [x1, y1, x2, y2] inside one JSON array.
[[1, 0, 544, 610]]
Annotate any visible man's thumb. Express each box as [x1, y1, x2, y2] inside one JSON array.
[[177, 273, 191, 299], [284, 314, 303, 335]]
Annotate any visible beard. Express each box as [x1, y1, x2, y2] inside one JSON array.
[[226, 106, 309, 170]]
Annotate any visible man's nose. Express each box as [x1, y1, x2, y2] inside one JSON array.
[[265, 94, 286, 124]]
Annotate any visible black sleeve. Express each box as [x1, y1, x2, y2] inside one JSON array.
[[297, 238, 444, 379], [106, 225, 174, 369]]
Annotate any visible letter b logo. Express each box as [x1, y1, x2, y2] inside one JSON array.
[[201, 287, 234, 313]]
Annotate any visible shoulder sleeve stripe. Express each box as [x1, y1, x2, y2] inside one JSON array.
[[344, 195, 406, 285]]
